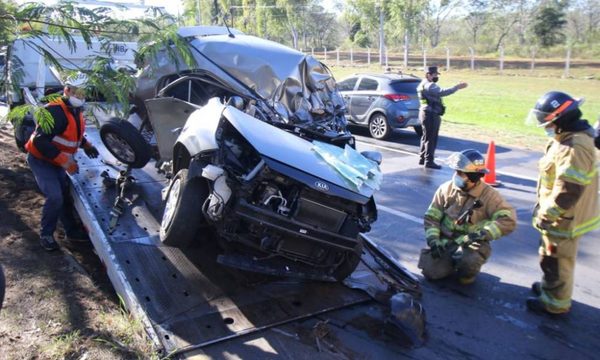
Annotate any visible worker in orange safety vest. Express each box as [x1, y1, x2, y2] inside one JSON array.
[[25, 73, 99, 251]]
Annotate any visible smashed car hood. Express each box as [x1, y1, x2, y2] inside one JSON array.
[[187, 34, 347, 133], [223, 106, 376, 199]]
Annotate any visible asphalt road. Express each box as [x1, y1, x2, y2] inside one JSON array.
[[349, 128, 600, 359], [193, 127, 599, 359]]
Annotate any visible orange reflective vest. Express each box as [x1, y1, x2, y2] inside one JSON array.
[[25, 99, 85, 167]]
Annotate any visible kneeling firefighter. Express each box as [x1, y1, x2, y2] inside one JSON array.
[[418, 149, 517, 284]]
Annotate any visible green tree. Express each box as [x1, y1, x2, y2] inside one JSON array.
[[533, 4, 567, 47], [387, 0, 428, 53], [0, 0, 18, 46], [2, 2, 195, 123]]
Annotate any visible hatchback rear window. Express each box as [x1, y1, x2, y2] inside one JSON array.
[[357, 78, 379, 91], [390, 80, 420, 93]]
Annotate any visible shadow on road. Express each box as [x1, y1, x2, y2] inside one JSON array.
[[416, 271, 600, 359]]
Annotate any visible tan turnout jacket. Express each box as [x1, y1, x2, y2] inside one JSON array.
[[424, 180, 516, 245], [533, 130, 600, 238]]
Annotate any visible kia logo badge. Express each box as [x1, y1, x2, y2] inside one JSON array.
[[315, 181, 329, 192]]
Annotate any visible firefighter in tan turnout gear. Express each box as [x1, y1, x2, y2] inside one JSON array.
[[418, 149, 517, 284], [526, 91, 600, 315]]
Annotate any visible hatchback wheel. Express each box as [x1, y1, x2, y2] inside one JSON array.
[[369, 113, 391, 140]]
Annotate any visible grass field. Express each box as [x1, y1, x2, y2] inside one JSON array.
[[330, 65, 600, 151]]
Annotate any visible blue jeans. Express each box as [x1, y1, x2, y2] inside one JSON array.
[[27, 154, 77, 236]]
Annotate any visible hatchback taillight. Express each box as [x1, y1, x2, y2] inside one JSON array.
[[384, 94, 410, 102]]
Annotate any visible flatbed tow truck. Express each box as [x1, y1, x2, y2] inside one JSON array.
[[68, 125, 425, 359]]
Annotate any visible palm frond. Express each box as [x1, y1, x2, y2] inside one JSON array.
[[7, 104, 33, 126], [33, 107, 55, 134]]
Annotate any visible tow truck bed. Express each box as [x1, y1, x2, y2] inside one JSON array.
[[70, 127, 420, 358]]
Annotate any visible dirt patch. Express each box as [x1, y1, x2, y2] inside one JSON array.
[[0, 124, 155, 359]]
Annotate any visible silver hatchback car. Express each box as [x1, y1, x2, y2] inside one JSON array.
[[338, 73, 422, 140]]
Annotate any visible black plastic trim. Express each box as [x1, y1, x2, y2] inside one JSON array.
[[235, 199, 360, 252]]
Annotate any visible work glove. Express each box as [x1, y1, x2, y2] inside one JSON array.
[[467, 239, 488, 251], [456, 230, 488, 247], [83, 142, 99, 159], [56, 152, 79, 174], [534, 217, 553, 231], [429, 238, 448, 259]]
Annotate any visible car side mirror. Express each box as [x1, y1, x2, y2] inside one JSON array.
[[361, 151, 382, 165], [227, 96, 245, 110]]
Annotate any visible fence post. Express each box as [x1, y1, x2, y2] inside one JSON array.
[[385, 47, 389, 67], [336, 48, 340, 66], [350, 47, 353, 65], [531, 48, 536, 72], [404, 44, 408, 68], [423, 47, 427, 70], [499, 46, 504, 72], [367, 47, 371, 65], [311, 47, 314, 57], [564, 47, 571, 78], [324, 47, 327, 62], [469, 47, 475, 71], [446, 47, 450, 71]]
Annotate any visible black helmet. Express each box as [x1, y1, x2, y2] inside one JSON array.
[[447, 149, 489, 174], [529, 91, 583, 128]]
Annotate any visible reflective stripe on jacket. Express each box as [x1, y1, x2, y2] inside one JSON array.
[[533, 130, 600, 238], [25, 98, 85, 166], [424, 180, 516, 245]]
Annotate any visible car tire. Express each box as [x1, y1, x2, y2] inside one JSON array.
[[368, 113, 391, 140], [413, 125, 423, 138], [332, 240, 363, 281], [100, 118, 152, 169], [160, 168, 208, 247]]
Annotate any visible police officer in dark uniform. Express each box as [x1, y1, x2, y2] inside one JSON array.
[[417, 66, 468, 169]]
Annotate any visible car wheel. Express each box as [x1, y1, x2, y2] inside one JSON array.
[[413, 125, 423, 138], [160, 168, 208, 247], [100, 118, 152, 168], [369, 113, 391, 140], [332, 240, 363, 281]]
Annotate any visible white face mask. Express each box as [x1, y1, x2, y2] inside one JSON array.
[[453, 173, 467, 190], [544, 127, 555, 137], [68, 96, 85, 108]]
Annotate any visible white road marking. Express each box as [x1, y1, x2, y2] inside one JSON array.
[[357, 141, 415, 156], [377, 204, 422, 224]]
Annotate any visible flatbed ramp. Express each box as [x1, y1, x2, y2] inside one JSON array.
[[69, 128, 421, 358]]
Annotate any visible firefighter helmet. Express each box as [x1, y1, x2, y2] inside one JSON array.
[[527, 91, 583, 128], [447, 149, 489, 174]]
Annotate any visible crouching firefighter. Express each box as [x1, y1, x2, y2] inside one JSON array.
[[526, 91, 600, 315], [418, 149, 517, 284]]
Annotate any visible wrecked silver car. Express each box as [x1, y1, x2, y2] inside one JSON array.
[[100, 27, 382, 281]]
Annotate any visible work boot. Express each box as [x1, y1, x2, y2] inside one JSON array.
[[531, 282, 542, 296], [526, 297, 569, 316], [419, 158, 424, 165], [40, 235, 59, 251], [66, 228, 90, 242], [425, 162, 442, 170]]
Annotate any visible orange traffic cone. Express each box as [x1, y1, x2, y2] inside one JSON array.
[[484, 141, 500, 187]]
